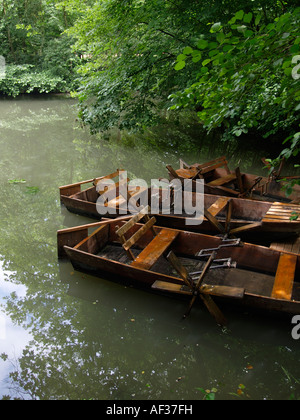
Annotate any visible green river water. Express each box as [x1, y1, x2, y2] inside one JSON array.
[[0, 95, 299, 400]]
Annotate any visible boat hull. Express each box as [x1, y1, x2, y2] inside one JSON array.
[[60, 193, 300, 241], [58, 221, 300, 316]]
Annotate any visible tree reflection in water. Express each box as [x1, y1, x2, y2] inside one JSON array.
[[0, 97, 299, 400]]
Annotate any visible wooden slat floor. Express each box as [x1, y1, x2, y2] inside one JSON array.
[[271, 236, 300, 255]]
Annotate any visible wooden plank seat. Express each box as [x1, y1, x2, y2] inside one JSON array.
[[271, 236, 300, 255], [59, 169, 126, 200], [207, 173, 237, 187], [191, 156, 231, 175], [262, 202, 300, 222], [166, 165, 201, 180], [271, 253, 297, 300], [131, 229, 179, 270], [175, 167, 200, 179], [116, 206, 179, 270], [170, 156, 231, 180]]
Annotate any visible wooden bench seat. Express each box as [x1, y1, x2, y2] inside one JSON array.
[[207, 173, 237, 187], [131, 229, 179, 271], [271, 253, 297, 300], [263, 202, 300, 222], [175, 167, 200, 179], [166, 165, 200, 180], [190, 156, 231, 175]]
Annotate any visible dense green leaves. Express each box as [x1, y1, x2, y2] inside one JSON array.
[[0, 0, 79, 95], [1, 0, 299, 173], [169, 6, 300, 173], [58, 0, 298, 133]]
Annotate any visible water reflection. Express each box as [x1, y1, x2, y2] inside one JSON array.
[[0, 96, 299, 400]]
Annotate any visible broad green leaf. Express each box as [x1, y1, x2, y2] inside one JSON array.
[[202, 59, 211, 66], [197, 40, 209, 50], [183, 47, 193, 55], [192, 53, 202, 63], [255, 14, 263, 26], [209, 50, 219, 57], [244, 12, 253, 23], [175, 61, 186, 71], [290, 44, 300, 54], [245, 30, 254, 37], [209, 42, 219, 49], [177, 54, 186, 62], [211, 22, 222, 33], [217, 32, 225, 44], [8, 179, 26, 184], [223, 45, 234, 52], [235, 10, 245, 21]]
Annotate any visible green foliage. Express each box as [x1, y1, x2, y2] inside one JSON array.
[[0, 64, 67, 96], [0, 0, 80, 95], [61, 0, 295, 133], [170, 7, 300, 147], [269, 131, 300, 173]]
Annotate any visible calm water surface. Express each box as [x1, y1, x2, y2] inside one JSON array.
[[0, 96, 299, 400]]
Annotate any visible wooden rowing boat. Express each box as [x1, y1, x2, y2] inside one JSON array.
[[166, 156, 300, 203], [59, 170, 300, 241], [57, 209, 300, 324]]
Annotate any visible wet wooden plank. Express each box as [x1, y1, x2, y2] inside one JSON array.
[[263, 215, 295, 220], [271, 253, 297, 300], [207, 173, 237, 187], [123, 217, 157, 251], [263, 203, 300, 223], [131, 229, 179, 271], [208, 197, 230, 217], [235, 167, 244, 193], [151, 281, 193, 296], [116, 206, 150, 237], [229, 222, 262, 235], [198, 156, 230, 174], [271, 236, 300, 255], [150, 281, 245, 299], [204, 209, 226, 234], [200, 284, 245, 299], [176, 167, 200, 179]]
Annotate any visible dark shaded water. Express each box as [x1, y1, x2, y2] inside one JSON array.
[[0, 96, 299, 400]]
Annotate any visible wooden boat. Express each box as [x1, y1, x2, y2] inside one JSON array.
[[57, 208, 300, 325], [166, 156, 300, 203], [59, 170, 300, 241]]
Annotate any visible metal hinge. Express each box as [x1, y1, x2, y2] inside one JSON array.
[[197, 238, 242, 258], [190, 257, 237, 280]]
